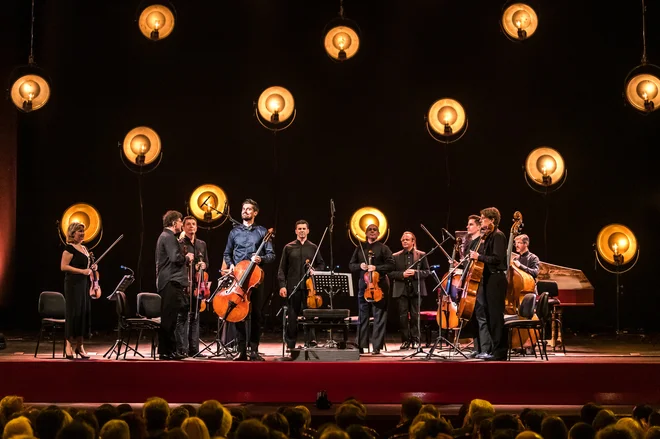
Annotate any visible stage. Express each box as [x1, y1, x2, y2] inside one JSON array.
[[2, 331, 660, 407]]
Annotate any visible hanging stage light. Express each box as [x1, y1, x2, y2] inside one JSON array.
[[322, 0, 361, 62], [624, 0, 660, 114], [500, 2, 539, 42], [8, 0, 51, 113], [120, 126, 163, 171], [188, 184, 229, 229], [348, 207, 389, 245], [137, 2, 176, 41], [425, 98, 468, 143], [255, 86, 296, 132], [59, 203, 102, 248], [524, 147, 566, 192]]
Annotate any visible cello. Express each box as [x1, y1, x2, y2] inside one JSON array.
[[212, 228, 275, 322], [436, 236, 461, 329], [457, 223, 494, 321], [363, 250, 384, 302], [305, 259, 323, 309]]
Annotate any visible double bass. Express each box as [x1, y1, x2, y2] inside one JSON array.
[[457, 223, 494, 321], [505, 211, 536, 314], [212, 228, 275, 322]]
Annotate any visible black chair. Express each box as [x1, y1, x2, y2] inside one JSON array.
[[505, 293, 548, 360], [34, 291, 66, 358], [537, 280, 566, 354], [104, 291, 148, 359], [135, 292, 161, 358]]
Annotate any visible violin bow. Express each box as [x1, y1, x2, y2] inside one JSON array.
[[90, 234, 124, 266]]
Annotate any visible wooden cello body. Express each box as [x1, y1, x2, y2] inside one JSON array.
[[437, 236, 461, 329], [213, 228, 274, 323], [457, 224, 494, 321]]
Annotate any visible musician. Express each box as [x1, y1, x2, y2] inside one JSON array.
[[469, 207, 508, 361], [349, 225, 395, 354], [390, 232, 430, 350], [156, 210, 194, 360], [460, 215, 483, 261], [277, 220, 326, 349], [179, 216, 210, 357], [511, 234, 540, 279], [223, 199, 276, 361]]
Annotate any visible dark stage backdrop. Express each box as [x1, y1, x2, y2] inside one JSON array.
[[2, 0, 659, 334]]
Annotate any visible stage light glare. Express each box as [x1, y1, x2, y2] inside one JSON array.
[[501, 3, 538, 41], [189, 184, 228, 223], [596, 224, 638, 266], [427, 98, 466, 138], [10, 73, 51, 112], [138, 4, 176, 41], [349, 207, 388, 243], [525, 147, 565, 187], [122, 127, 161, 166], [257, 86, 295, 125], [324, 25, 360, 61], [60, 203, 102, 243]]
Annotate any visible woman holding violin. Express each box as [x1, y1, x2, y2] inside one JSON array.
[[179, 216, 209, 357], [277, 220, 326, 350], [469, 207, 509, 361], [349, 224, 395, 355], [60, 222, 97, 359]]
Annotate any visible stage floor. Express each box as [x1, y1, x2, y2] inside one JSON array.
[[2, 331, 660, 406]]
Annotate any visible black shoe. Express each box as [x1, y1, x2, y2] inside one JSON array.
[[400, 340, 411, 350], [372, 349, 381, 355], [467, 351, 479, 359], [172, 353, 187, 360], [411, 339, 420, 349], [158, 354, 175, 360], [485, 354, 507, 361], [476, 352, 492, 359], [308, 340, 318, 347], [234, 352, 248, 361], [358, 348, 365, 354], [249, 352, 266, 361]]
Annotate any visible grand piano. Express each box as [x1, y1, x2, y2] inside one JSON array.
[[537, 261, 595, 349]]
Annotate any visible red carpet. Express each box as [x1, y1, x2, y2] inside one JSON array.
[[2, 359, 660, 405]]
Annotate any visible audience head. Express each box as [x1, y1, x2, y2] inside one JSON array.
[[143, 398, 170, 433], [596, 425, 635, 439], [411, 413, 436, 428], [457, 402, 470, 428], [197, 400, 225, 437], [36, 408, 68, 439], [345, 425, 375, 439], [480, 418, 494, 439], [261, 413, 289, 436], [116, 405, 134, 416], [165, 427, 189, 439], [180, 406, 196, 418], [0, 396, 24, 422], [73, 411, 100, 439], [494, 431, 520, 439], [418, 404, 440, 419], [409, 418, 452, 439], [594, 411, 618, 432], [167, 407, 189, 430], [282, 407, 306, 438], [95, 404, 120, 430], [235, 419, 269, 439], [522, 410, 547, 434], [119, 412, 147, 439], [541, 416, 568, 439], [650, 414, 660, 428], [582, 403, 606, 426], [517, 432, 543, 439], [293, 406, 312, 429], [646, 427, 660, 439], [492, 414, 522, 434], [335, 404, 366, 430], [318, 424, 350, 439], [56, 421, 95, 439], [634, 407, 654, 427], [2, 416, 33, 439], [570, 422, 597, 439], [617, 418, 645, 439], [180, 417, 210, 439], [100, 420, 130, 439], [401, 397, 423, 422]]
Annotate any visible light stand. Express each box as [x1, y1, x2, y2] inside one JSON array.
[[401, 245, 442, 360]]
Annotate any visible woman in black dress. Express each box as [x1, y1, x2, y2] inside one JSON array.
[[60, 222, 96, 359]]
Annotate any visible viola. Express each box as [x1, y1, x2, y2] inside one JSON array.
[[457, 223, 494, 320], [88, 252, 102, 299], [363, 250, 384, 302], [437, 236, 462, 329], [197, 271, 211, 312], [305, 259, 322, 309], [213, 228, 275, 322]]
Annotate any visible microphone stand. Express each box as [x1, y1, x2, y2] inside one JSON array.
[[324, 199, 339, 348]]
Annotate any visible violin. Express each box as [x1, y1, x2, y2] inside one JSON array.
[[197, 271, 211, 312], [213, 228, 275, 322], [437, 236, 461, 329], [305, 259, 322, 309], [363, 250, 384, 302], [88, 252, 101, 299]]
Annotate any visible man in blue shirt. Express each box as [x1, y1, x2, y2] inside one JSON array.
[[223, 199, 276, 361]]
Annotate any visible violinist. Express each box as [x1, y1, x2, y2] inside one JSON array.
[[390, 232, 430, 350], [349, 225, 395, 355], [277, 220, 326, 350], [179, 216, 209, 357], [223, 199, 276, 361], [511, 234, 539, 280], [469, 207, 508, 361], [156, 210, 194, 360]]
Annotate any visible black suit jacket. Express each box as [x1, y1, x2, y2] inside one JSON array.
[[390, 249, 430, 298]]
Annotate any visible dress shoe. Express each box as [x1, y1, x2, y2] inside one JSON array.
[[410, 339, 420, 349], [358, 348, 365, 354], [234, 352, 249, 361], [485, 354, 507, 361], [75, 348, 90, 359], [400, 340, 411, 350], [308, 340, 318, 347], [467, 351, 479, 359], [249, 352, 266, 361], [372, 349, 381, 355], [476, 352, 493, 359], [158, 354, 175, 360]]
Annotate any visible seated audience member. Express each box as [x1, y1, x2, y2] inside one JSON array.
[[596, 425, 634, 439], [569, 422, 596, 439], [594, 411, 618, 432], [36, 408, 68, 439], [282, 407, 307, 439], [491, 414, 522, 434], [143, 398, 170, 438], [235, 419, 269, 439], [0, 397, 24, 423], [197, 401, 226, 438], [649, 413, 660, 429], [646, 427, 660, 439], [633, 407, 654, 431], [100, 420, 130, 439], [521, 410, 546, 434], [317, 424, 350, 439], [582, 404, 605, 426], [96, 405, 120, 430], [167, 408, 189, 431], [261, 413, 289, 436], [418, 404, 440, 419], [516, 432, 542, 439], [479, 418, 494, 439], [117, 405, 134, 416], [388, 397, 423, 438], [180, 407, 197, 418], [3, 416, 33, 439], [166, 428, 189, 439], [617, 418, 644, 439], [120, 412, 148, 439], [180, 417, 210, 439], [56, 421, 96, 439], [409, 418, 452, 439], [75, 410, 100, 439], [541, 416, 568, 439]]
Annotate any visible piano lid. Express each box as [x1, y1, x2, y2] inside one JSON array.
[[538, 261, 594, 306]]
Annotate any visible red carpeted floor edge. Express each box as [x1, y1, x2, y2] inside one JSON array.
[[2, 360, 660, 405]]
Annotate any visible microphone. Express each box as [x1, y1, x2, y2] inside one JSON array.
[[330, 199, 335, 215], [120, 265, 134, 275], [442, 228, 455, 240]]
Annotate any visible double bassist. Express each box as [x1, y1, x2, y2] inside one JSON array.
[[469, 207, 508, 361], [511, 234, 539, 280], [179, 216, 209, 357], [277, 220, 326, 350]]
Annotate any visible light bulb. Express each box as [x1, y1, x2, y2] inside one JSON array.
[[147, 11, 166, 30], [537, 155, 556, 175], [129, 134, 152, 156], [19, 80, 41, 101], [608, 232, 629, 254], [333, 32, 352, 51], [266, 94, 285, 114], [636, 80, 659, 101], [612, 243, 619, 255], [198, 192, 218, 213], [437, 106, 458, 126], [512, 10, 531, 29]]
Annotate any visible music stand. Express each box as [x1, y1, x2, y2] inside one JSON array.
[[194, 273, 238, 360], [103, 275, 142, 359], [313, 271, 353, 347]]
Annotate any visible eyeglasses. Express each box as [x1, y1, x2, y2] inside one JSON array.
[[366, 228, 378, 232]]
